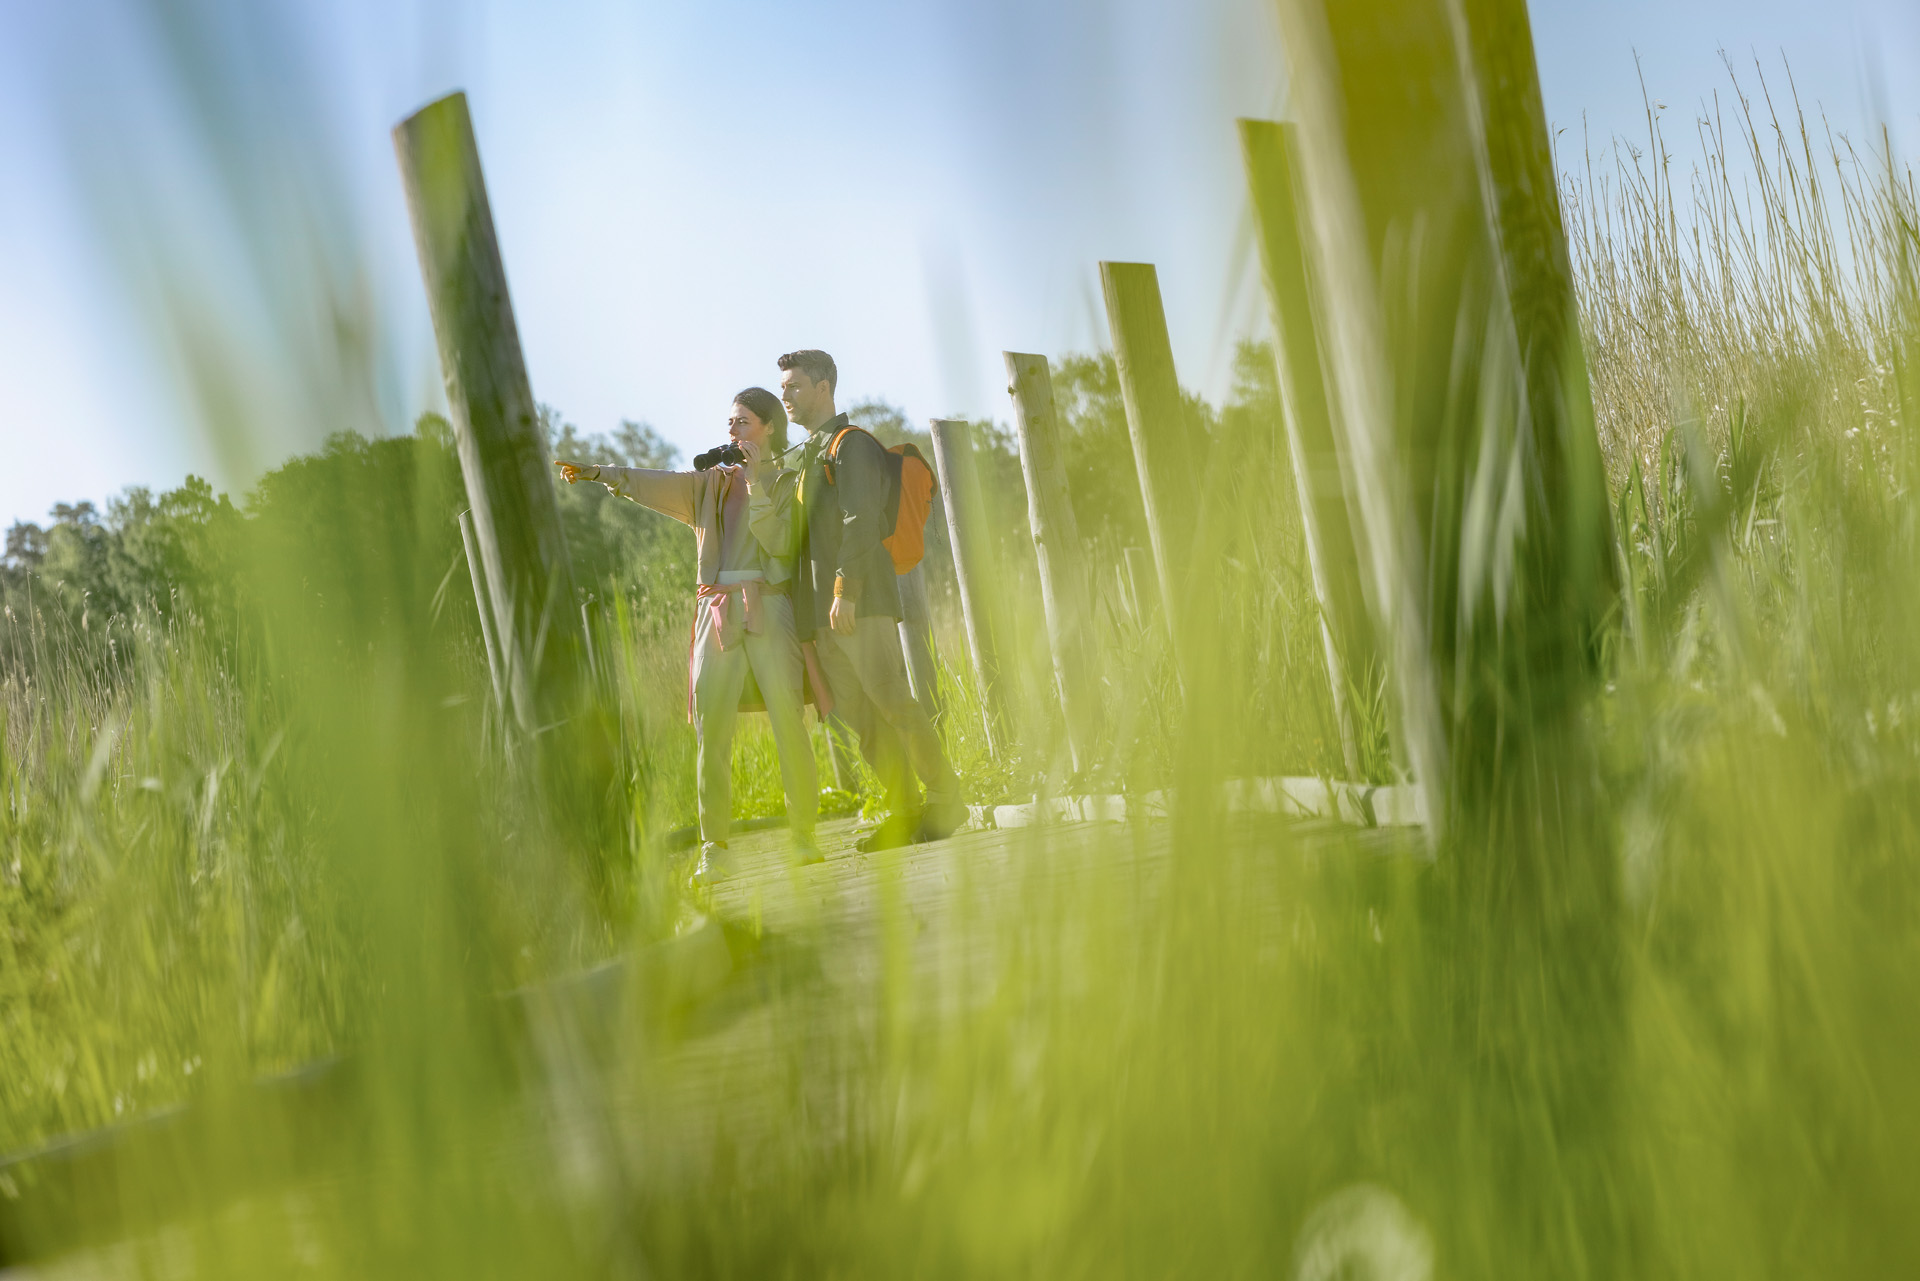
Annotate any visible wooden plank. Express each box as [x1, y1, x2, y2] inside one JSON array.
[[1238, 120, 1378, 780], [1004, 352, 1099, 773], [0, 1057, 358, 1266], [927, 419, 1009, 756], [393, 91, 582, 733], [1099, 263, 1200, 659]]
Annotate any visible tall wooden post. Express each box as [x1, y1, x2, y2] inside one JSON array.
[[457, 509, 506, 712], [394, 91, 581, 733], [1005, 352, 1098, 773], [1100, 263, 1200, 657], [1239, 120, 1378, 780], [1269, 0, 1616, 834], [1272, 9, 1627, 1242], [928, 419, 1009, 757]]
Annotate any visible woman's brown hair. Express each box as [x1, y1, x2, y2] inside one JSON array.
[[733, 386, 789, 454]]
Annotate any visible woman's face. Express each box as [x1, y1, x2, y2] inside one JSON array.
[[728, 402, 770, 449]]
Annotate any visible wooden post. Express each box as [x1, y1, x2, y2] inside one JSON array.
[[394, 92, 581, 733], [1238, 119, 1378, 780], [895, 565, 943, 723], [1004, 352, 1099, 773], [927, 419, 1008, 757], [1269, 0, 1617, 833], [1099, 263, 1200, 656], [457, 509, 506, 711]]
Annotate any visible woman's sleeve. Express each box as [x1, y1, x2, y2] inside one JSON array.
[[747, 470, 799, 562], [593, 467, 698, 526]]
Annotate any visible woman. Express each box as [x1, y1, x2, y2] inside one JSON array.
[[556, 387, 819, 886]]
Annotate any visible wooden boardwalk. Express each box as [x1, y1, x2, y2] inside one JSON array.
[[548, 811, 1415, 1197], [3, 811, 1415, 1277]]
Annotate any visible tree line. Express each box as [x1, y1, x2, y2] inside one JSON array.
[[3, 344, 1293, 689]]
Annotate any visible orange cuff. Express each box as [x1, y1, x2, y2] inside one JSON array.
[[833, 575, 861, 601]]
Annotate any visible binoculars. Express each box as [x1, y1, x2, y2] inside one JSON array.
[[693, 442, 747, 471]]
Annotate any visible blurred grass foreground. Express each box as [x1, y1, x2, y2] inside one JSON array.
[[6, 6, 1920, 1278]]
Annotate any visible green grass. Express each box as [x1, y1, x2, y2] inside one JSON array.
[[4, 54, 1920, 1280]]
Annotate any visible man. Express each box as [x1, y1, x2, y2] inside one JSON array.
[[778, 348, 965, 850]]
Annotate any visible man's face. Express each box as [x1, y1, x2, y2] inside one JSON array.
[[779, 368, 830, 429]]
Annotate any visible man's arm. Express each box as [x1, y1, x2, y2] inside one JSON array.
[[831, 432, 890, 602]]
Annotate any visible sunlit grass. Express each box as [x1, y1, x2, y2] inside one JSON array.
[[3, 48, 1919, 1281]]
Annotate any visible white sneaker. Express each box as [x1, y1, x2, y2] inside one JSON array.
[[690, 841, 729, 888], [792, 834, 825, 866]]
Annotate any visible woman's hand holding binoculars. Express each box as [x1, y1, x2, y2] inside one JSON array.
[[736, 438, 764, 484]]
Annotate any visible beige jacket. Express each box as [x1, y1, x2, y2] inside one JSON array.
[[589, 463, 800, 587]]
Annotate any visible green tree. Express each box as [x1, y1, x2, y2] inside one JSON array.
[[541, 406, 692, 609], [105, 477, 245, 619]]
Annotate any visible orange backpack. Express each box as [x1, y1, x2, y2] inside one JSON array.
[[822, 426, 936, 573]]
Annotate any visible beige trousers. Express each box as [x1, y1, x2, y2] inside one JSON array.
[[691, 593, 818, 844]]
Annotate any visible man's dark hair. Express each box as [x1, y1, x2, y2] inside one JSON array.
[[733, 386, 789, 454], [777, 349, 837, 394]]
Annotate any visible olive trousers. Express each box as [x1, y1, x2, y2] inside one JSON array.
[[813, 617, 959, 816]]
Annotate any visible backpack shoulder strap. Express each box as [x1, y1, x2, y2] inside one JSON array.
[[827, 425, 870, 459], [822, 425, 874, 484]]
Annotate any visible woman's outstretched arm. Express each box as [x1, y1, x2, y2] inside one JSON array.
[[554, 460, 700, 526]]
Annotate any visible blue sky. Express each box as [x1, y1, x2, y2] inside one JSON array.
[[2, 0, 1916, 529]]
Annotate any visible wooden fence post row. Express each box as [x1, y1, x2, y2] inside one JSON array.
[[928, 419, 1010, 759], [1004, 352, 1099, 774], [405, 0, 1606, 827], [394, 91, 583, 735]]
